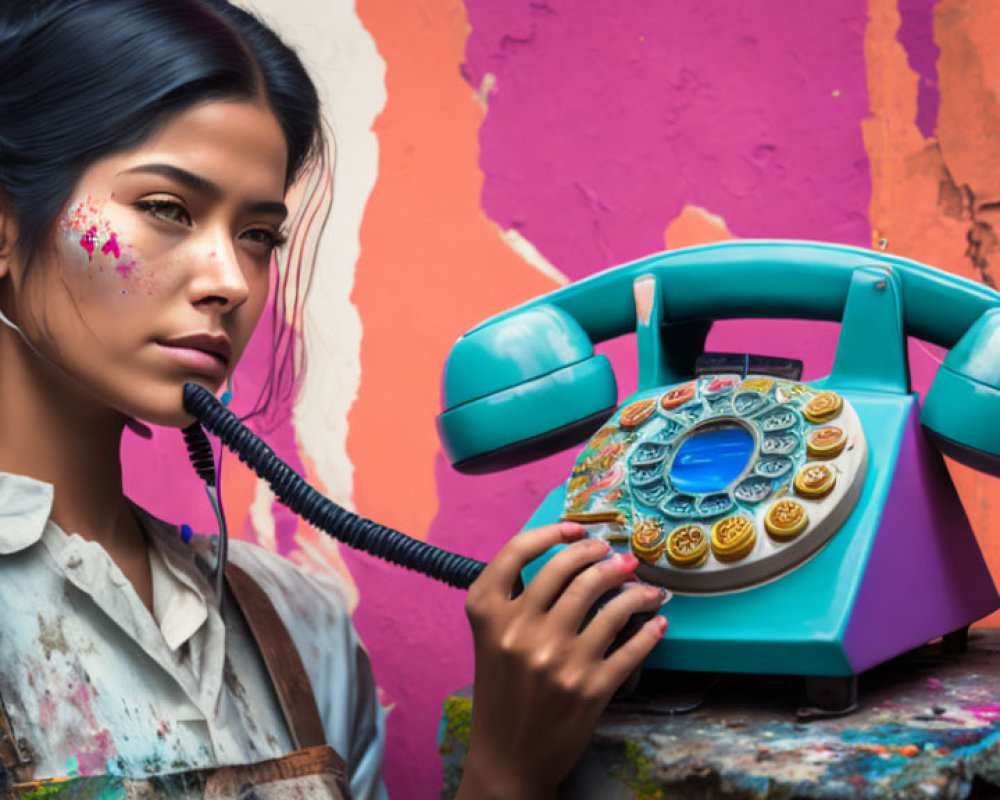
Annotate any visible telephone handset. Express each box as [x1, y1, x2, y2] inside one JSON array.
[[438, 240, 1000, 475], [437, 240, 1000, 705]]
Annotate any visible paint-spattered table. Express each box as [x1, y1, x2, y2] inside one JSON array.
[[439, 630, 1000, 799]]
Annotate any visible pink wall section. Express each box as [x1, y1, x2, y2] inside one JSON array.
[[123, 1, 1000, 798], [463, 0, 873, 273]]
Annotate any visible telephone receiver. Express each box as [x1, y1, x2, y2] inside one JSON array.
[[438, 240, 1000, 476], [437, 239, 1000, 713]]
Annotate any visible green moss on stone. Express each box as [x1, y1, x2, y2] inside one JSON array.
[[617, 739, 663, 800], [441, 695, 473, 750], [440, 695, 474, 798]]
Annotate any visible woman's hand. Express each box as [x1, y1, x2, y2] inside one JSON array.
[[456, 521, 668, 800]]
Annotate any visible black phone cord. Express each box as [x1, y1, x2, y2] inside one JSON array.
[[182, 382, 486, 589]]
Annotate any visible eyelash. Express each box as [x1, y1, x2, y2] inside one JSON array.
[[135, 199, 191, 226], [245, 228, 289, 250], [134, 199, 288, 251]]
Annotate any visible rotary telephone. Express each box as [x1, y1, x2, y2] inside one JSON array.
[[437, 240, 1000, 711]]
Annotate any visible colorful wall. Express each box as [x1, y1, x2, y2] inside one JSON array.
[[123, 0, 1000, 797]]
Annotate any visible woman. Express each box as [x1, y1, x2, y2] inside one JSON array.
[[0, 1, 667, 797]]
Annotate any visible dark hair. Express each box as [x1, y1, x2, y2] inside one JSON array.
[[0, 0, 327, 416], [0, 0, 321, 268]]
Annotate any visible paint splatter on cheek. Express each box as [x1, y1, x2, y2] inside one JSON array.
[[61, 195, 149, 292], [80, 226, 98, 257], [102, 232, 120, 260]]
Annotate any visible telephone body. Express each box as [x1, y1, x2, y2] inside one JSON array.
[[438, 240, 1000, 688]]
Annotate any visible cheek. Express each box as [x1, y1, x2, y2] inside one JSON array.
[[232, 270, 272, 354], [60, 195, 152, 296], [251, 268, 271, 310]]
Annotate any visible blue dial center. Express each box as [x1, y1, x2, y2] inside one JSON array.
[[670, 424, 755, 494]]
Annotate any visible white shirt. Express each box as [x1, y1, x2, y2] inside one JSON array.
[[0, 471, 387, 800]]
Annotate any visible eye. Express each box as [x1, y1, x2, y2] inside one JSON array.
[[135, 199, 192, 226], [240, 227, 288, 254]]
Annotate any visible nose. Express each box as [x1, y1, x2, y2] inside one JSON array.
[[189, 228, 250, 311]]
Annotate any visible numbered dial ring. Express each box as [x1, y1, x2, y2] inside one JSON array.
[[563, 374, 868, 594]]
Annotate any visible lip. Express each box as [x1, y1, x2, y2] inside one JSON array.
[[157, 333, 231, 377]]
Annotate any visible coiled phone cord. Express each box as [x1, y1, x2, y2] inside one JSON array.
[[181, 382, 487, 590], [182, 422, 230, 602]]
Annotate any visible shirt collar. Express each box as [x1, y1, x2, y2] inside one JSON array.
[[128, 502, 214, 652], [0, 471, 54, 554], [0, 470, 213, 652]]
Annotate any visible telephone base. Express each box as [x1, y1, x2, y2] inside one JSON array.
[[798, 675, 859, 720], [522, 393, 1000, 678], [942, 625, 970, 655]]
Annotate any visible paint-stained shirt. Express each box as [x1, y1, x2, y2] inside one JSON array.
[[0, 471, 387, 800]]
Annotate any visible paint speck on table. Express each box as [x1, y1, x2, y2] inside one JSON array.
[[441, 630, 1000, 798]]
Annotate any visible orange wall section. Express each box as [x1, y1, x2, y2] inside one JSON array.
[[348, 0, 560, 539], [864, 0, 1000, 625]]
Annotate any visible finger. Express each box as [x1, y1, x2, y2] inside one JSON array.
[[473, 521, 586, 600], [547, 552, 640, 633], [519, 537, 611, 613], [577, 583, 669, 658], [598, 613, 668, 691]]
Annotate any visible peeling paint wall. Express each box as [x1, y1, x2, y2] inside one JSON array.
[[120, 1, 1000, 798]]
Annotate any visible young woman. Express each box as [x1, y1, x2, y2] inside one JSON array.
[[0, 1, 667, 797]]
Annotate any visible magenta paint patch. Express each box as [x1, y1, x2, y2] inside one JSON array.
[[462, 0, 872, 275], [897, 0, 940, 138], [965, 703, 1000, 724], [73, 728, 116, 776], [102, 232, 121, 260], [37, 692, 56, 729], [80, 226, 98, 258], [68, 681, 100, 727]]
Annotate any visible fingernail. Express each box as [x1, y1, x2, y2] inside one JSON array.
[[656, 615, 668, 632], [559, 521, 585, 539], [641, 585, 671, 608], [616, 552, 639, 571]]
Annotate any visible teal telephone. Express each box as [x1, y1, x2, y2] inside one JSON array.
[[437, 240, 1000, 710]]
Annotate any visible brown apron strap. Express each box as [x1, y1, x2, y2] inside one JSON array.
[[225, 561, 328, 751], [0, 691, 32, 785]]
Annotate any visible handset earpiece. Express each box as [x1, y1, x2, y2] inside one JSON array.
[[922, 307, 1000, 475], [437, 304, 618, 474]]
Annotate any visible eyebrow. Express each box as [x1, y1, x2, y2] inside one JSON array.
[[119, 163, 288, 219]]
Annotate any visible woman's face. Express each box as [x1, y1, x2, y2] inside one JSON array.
[[0, 100, 289, 427]]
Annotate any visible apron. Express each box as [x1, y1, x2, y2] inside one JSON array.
[[0, 564, 352, 800], [8, 745, 350, 799]]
